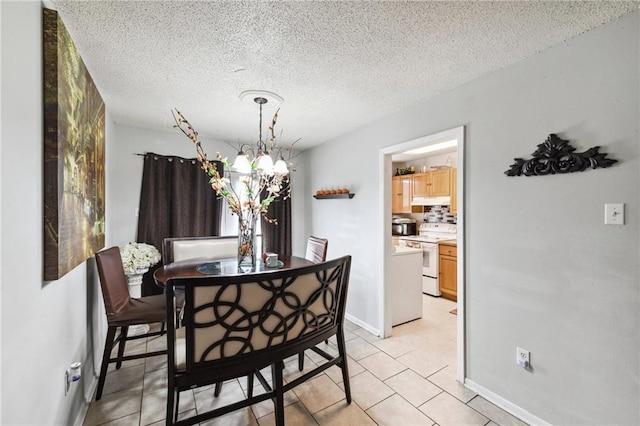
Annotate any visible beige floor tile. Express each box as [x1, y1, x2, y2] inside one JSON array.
[[357, 351, 407, 381], [292, 374, 348, 414], [343, 320, 360, 332], [384, 369, 442, 407], [97, 412, 140, 426], [314, 400, 376, 426], [324, 356, 364, 384], [345, 338, 380, 361], [347, 371, 395, 410], [396, 347, 449, 378], [194, 379, 247, 414], [304, 341, 339, 365], [341, 329, 359, 342], [82, 296, 531, 426], [249, 385, 299, 419], [371, 333, 421, 358], [146, 334, 167, 352], [83, 386, 143, 426], [257, 401, 318, 426], [467, 396, 528, 426], [367, 394, 435, 426], [419, 392, 488, 426], [142, 367, 167, 394], [101, 364, 146, 396], [283, 355, 319, 383], [427, 366, 476, 403], [144, 353, 168, 373], [140, 388, 195, 425], [353, 327, 381, 343]]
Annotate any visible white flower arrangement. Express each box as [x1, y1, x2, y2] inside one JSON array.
[[119, 242, 161, 276]]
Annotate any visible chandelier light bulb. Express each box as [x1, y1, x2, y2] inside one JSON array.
[[232, 152, 252, 174], [274, 158, 289, 175], [257, 152, 274, 175]]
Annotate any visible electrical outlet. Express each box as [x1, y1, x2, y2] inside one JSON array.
[[516, 347, 530, 368]]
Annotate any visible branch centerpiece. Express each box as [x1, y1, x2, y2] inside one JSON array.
[[172, 100, 290, 269]]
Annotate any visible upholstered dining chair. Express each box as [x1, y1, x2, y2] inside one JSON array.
[[162, 235, 238, 264], [299, 235, 329, 369], [305, 235, 328, 264], [94, 246, 168, 400], [162, 235, 242, 397], [164, 255, 352, 426]]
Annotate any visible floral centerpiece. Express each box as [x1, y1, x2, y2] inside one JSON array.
[[172, 105, 290, 268], [119, 242, 161, 276]]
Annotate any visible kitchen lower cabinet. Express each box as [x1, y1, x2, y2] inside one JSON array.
[[439, 243, 457, 301]]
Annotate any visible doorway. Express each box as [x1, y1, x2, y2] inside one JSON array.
[[379, 125, 465, 382]]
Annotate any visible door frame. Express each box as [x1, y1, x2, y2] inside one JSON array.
[[379, 125, 466, 383]]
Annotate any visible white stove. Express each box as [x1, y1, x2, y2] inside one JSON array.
[[400, 223, 457, 243], [398, 223, 456, 296]]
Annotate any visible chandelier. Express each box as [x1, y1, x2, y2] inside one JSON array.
[[231, 91, 289, 176]]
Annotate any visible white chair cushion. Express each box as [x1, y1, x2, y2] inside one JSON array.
[[173, 239, 237, 262]]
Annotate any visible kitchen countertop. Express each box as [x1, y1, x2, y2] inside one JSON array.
[[392, 246, 422, 256]]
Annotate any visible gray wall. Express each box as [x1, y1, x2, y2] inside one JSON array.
[[1, 1, 109, 423], [304, 11, 639, 425], [1, 1, 637, 424]]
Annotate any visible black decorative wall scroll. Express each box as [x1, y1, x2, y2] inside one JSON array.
[[505, 134, 617, 177]]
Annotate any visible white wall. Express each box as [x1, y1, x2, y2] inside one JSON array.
[[304, 11, 639, 425], [1, 2, 109, 424]]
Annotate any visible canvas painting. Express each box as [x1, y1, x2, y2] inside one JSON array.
[[43, 9, 105, 281]]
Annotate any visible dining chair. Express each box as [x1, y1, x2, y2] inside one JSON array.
[[94, 246, 168, 400], [162, 235, 238, 264], [164, 255, 352, 426], [305, 235, 328, 264], [298, 235, 329, 370], [162, 235, 241, 397]]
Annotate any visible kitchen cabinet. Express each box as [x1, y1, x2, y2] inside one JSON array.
[[412, 169, 452, 197], [392, 175, 414, 213], [439, 242, 457, 301]]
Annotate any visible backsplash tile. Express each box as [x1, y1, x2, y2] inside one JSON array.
[[423, 205, 457, 224]]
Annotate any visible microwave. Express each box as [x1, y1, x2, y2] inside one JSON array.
[[391, 222, 417, 236]]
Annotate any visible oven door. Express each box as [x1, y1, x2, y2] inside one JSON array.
[[420, 242, 438, 278]]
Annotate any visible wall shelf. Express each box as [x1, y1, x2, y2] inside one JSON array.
[[313, 193, 355, 199]]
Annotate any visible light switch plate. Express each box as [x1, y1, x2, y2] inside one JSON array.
[[604, 203, 624, 225]]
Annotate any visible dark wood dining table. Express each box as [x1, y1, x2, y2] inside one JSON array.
[[154, 255, 315, 287]]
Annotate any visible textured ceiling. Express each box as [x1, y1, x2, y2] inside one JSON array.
[[50, 1, 638, 151]]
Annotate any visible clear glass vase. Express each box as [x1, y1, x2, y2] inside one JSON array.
[[237, 209, 258, 270]]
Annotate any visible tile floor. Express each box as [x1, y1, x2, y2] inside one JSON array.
[[83, 296, 528, 426]]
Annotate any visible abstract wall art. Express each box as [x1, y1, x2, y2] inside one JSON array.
[[43, 8, 105, 280]]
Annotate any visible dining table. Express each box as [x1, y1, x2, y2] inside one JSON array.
[[153, 255, 315, 287]]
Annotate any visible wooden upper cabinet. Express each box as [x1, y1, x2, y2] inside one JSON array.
[[412, 169, 451, 197], [430, 169, 451, 196], [392, 176, 402, 213], [392, 175, 413, 213], [412, 173, 430, 197]]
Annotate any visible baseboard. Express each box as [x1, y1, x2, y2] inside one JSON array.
[[72, 374, 98, 426], [345, 313, 380, 336], [464, 379, 550, 426]]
